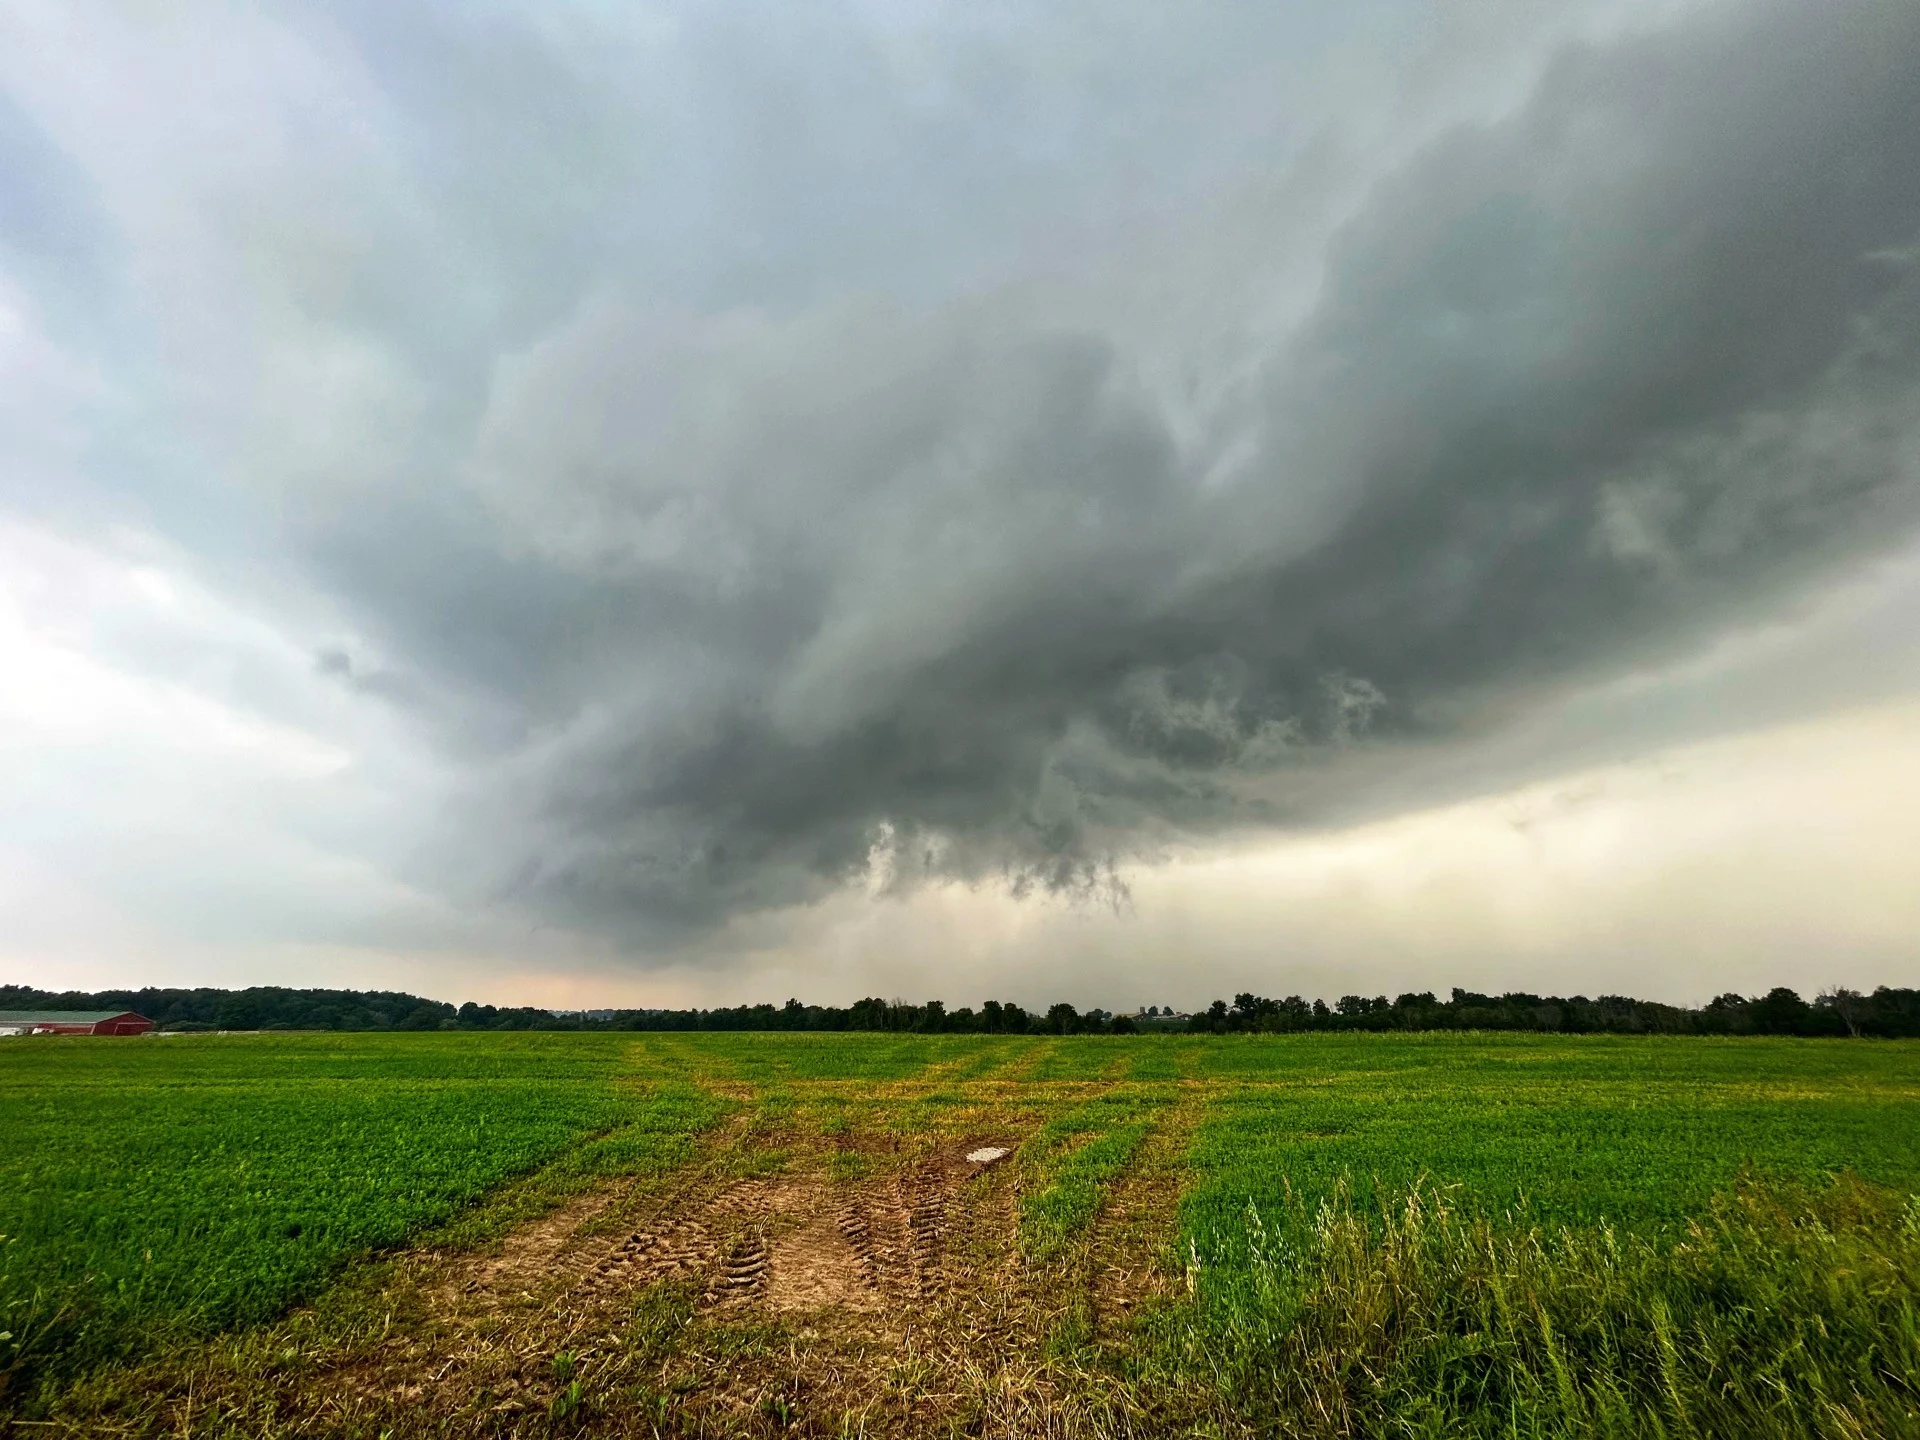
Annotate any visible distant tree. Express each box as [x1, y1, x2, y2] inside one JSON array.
[[1750, 987, 1814, 1036], [1820, 988, 1865, 1038], [1698, 993, 1750, 1034], [1862, 987, 1920, 1038], [1232, 994, 1285, 1031]]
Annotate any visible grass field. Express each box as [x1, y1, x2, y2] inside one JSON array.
[[3, 1032, 1919, 1436]]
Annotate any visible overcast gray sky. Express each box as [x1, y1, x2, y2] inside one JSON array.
[[3, 0, 1919, 1009]]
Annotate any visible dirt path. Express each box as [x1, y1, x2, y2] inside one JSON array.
[[1089, 1083, 1207, 1341], [269, 1130, 1038, 1435], [28, 1074, 1210, 1439]]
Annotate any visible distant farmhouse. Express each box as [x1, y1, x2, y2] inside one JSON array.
[[0, 1009, 154, 1036]]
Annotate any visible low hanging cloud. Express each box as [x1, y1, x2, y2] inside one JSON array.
[[5, 0, 1920, 959], [418, 0, 1920, 938]]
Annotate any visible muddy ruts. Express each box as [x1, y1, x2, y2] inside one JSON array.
[[576, 1217, 715, 1296], [837, 1201, 886, 1291], [705, 1230, 770, 1306], [567, 1177, 771, 1299], [896, 1164, 952, 1297]]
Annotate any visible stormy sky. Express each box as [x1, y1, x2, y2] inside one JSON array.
[[4, 0, 1919, 1008]]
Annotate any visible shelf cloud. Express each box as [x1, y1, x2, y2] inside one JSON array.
[[3, 0, 1919, 990]]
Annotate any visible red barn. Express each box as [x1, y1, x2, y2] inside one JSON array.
[[0, 1009, 154, 1036]]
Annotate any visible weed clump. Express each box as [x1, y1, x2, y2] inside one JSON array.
[[1169, 1173, 1920, 1437]]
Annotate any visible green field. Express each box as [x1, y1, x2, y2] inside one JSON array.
[[4, 1032, 1919, 1436]]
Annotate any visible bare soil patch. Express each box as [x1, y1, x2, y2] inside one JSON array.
[[29, 1093, 1184, 1438], [289, 1137, 1038, 1434]]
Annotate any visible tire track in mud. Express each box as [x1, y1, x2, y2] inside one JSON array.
[[709, 1228, 771, 1306], [288, 1168, 761, 1425], [566, 1178, 770, 1304], [798, 1152, 969, 1304], [905, 1167, 948, 1295], [836, 1197, 882, 1288], [208, 1091, 1102, 1434], [1087, 1086, 1206, 1338], [449, 1141, 1017, 1336], [31, 1068, 1198, 1440]]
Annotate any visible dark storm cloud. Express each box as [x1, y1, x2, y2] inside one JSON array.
[[342, 0, 1920, 939], [1192, 0, 1920, 742], [12, 0, 1907, 947]]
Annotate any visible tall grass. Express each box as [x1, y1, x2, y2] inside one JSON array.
[[1162, 1174, 1920, 1438]]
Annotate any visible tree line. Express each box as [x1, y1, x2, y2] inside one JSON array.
[[5, 982, 1919, 1037], [1190, 986, 1920, 1037]]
